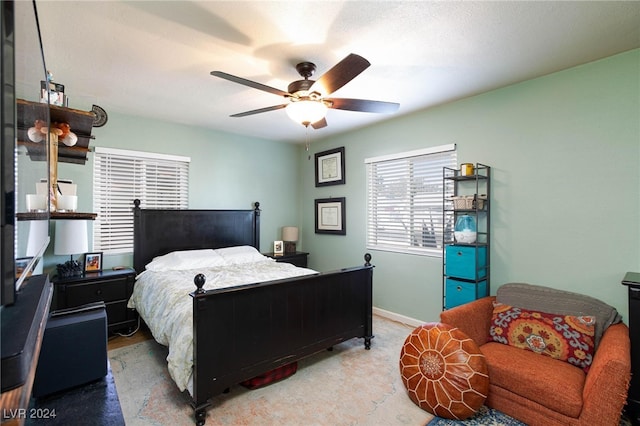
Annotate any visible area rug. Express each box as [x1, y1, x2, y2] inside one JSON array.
[[427, 406, 525, 425], [109, 315, 434, 425], [427, 405, 634, 426]]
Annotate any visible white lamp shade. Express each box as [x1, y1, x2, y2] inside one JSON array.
[[54, 220, 89, 256], [282, 226, 299, 242], [285, 100, 327, 126], [26, 220, 50, 257]]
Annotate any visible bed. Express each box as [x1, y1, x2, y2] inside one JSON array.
[[130, 201, 374, 425]]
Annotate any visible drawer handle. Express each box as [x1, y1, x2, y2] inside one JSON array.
[[457, 286, 462, 291], [96, 289, 102, 296], [457, 252, 462, 256]]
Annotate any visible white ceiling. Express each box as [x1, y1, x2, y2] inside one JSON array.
[[14, 1, 640, 144]]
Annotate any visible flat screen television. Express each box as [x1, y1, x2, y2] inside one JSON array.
[[1, 0, 51, 307], [1, 0, 17, 306]]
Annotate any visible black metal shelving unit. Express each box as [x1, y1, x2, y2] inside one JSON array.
[[442, 163, 491, 310]]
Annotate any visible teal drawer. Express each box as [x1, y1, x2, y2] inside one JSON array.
[[445, 278, 487, 309], [445, 245, 487, 280]]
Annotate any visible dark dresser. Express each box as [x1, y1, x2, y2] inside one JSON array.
[[622, 271, 640, 424], [1, 275, 52, 425]]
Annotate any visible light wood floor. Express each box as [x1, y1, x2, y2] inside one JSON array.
[[108, 321, 153, 351]]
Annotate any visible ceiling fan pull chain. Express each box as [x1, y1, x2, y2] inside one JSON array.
[[305, 127, 311, 159]]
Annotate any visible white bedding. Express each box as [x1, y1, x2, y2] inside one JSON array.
[[128, 255, 317, 393]]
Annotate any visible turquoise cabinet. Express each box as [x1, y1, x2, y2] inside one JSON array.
[[445, 278, 488, 309], [445, 245, 487, 280]]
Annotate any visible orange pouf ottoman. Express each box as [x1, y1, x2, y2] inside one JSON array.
[[399, 322, 489, 420]]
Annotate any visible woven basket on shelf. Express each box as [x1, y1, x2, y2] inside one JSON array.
[[451, 195, 486, 210]]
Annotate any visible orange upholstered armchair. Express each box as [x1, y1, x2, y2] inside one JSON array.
[[440, 294, 631, 426]]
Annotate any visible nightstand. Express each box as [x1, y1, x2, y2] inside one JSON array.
[[263, 251, 309, 268], [623, 271, 640, 424], [52, 268, 137, 334]]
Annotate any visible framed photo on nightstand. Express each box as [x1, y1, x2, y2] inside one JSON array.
[[84, 252, 103, 272], [273, 240, 284, 256]]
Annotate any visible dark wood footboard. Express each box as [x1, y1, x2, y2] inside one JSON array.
[[190, 258, 374, 425]]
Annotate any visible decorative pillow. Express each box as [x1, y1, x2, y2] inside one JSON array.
[[489, 302, 596, 372], [214, 245, 268, 265], [146, 249, 226, 271], [496, 282, 620, 349]]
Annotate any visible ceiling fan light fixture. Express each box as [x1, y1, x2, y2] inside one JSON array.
[[286, 99, 328, 127]]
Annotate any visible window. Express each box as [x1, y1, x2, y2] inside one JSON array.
[[93, 147, 190, 254], [365, 144, 456, 256]]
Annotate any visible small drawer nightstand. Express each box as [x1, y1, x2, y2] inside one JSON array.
[[52, 268, 137, 334], [263, 251, 309, 268]]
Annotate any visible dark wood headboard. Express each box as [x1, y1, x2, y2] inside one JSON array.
[[133, 200, 261, 273]]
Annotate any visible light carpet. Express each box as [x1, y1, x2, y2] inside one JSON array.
[[108, 315, 434, 425], [110, 315, 565, 426]]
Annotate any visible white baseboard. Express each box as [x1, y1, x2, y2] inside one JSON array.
[[372, 307, 424, 328]]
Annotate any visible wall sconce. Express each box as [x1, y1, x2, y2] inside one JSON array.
[[282, 226, 299, 254], [27, 120, 78, 146]]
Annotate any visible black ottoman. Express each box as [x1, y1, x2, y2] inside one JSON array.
[[32, 302, 108, 397]]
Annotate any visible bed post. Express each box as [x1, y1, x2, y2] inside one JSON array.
[[364, 253, 374, 350], [192, 273, 209, 426], [253, 201, 260, 250], [133, 199, 142, 273]]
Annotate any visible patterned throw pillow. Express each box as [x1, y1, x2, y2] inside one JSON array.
[[489, 302, 596, 372]]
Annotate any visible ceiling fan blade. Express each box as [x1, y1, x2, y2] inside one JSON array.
[[230, 104, 287, 118], [311, 117, 327, 129], [211, 71, 291, 97], [310, 53, 370, 95], [326, 98, 400, 114]]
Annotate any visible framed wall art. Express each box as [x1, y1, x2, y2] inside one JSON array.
[[315, 197, 346, 235], [84, 252, 103, 272], [315, 147, 345, 187]]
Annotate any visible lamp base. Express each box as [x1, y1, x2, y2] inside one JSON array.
[[284, 242, 297, 254], [56, 260, 83, 278]]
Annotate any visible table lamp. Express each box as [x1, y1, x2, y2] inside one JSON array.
[[54, 220, 88, 277], [26, 220, 49, 257], [282, 226, 299, 254]]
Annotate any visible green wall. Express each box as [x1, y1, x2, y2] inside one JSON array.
[[301, 49, 640, 324], [48, 114, 302, 270], [42, 49, 639, 325]]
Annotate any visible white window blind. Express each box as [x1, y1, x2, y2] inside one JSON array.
[[93, 147, 190, 254], [365, 144, 456, 256]]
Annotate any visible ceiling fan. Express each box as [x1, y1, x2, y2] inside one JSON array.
[[210, 53, 400, 129]]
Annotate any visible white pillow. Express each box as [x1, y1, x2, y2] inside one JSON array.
[[215, 245, 267, 265], [145, 249, 226, 271]]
